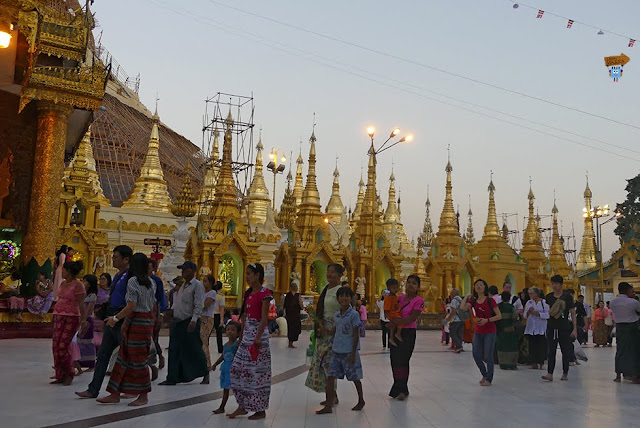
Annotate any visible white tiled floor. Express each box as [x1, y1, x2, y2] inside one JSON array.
[[0, 331, 637, 428]]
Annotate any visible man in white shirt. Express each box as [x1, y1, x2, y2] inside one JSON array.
[[610, 282, 640, 383], [377, 292, 390, 350]]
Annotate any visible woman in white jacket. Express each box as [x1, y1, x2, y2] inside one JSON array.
[[523, 287, 549, 370]]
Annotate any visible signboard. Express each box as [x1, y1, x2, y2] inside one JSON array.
[[144, 238, 172, 246]]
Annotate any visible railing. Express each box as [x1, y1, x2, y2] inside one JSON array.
[[93, 44, 140, 94]]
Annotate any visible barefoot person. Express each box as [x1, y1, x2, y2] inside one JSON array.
[[228, 263, 272, 420], [212, 321, 240, 415], [610, 282, 640, 384], [159, 261, 209, 386], [388, 275, 425, 399], [316, 287, 365, 414], [97, 253, 157, 406], [542, 275, 577, 382], [283, 280, 303, 348], [51, 261, 87, 385]]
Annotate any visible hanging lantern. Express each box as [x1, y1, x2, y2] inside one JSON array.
[[0, 22, 14, 49]]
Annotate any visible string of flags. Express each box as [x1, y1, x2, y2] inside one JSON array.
[[510, 1, 636, 48]]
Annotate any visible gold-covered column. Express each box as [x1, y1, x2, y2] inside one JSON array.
[[21, 101, 73, 266]]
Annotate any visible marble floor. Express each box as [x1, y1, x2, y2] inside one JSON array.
[[0, 331, 636, 428]]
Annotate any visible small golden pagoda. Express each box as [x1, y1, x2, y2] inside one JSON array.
[[349, 173, 365, 231], [198, 129, 220, 211], [463, 200, 476, 251], [382, 171, 415, 276], [246, 137, 271, 226], [324, 160, 349, 248], [171, 168, 197, 218], [292, 147, 305, 209], [576, 179, 598, 272], [519, 184, 550, 290], [58, 128, 109, 275], [275, 170, 297, 230], [473, 178, 525, 294], [418, 188, 435, 248], [424, 157, 476, 305], [186, 112, 259, 307], [274, 131, 340, 299], [121, 109, 173, 213], [548, 199, 577, 290]]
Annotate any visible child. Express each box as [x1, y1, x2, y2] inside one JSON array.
[[358, 299, 367, 337], [384, 278, 404, 346], [212, 321, 241, 414], [316, 287, 365, 414]]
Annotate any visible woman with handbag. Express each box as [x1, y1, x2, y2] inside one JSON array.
[[461, 279, 502, 386], [593, 301, 611, 347]]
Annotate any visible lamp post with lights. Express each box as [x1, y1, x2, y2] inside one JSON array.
[[364, 126, 412, 298], [267, 148, 287, 210]]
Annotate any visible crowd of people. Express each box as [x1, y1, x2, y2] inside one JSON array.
[[4, 242, 640, 420]]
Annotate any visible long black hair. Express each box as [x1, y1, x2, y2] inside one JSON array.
[[316, 263, 345, 328], [55, 245, 68, 269], [240, 263, 265, 317], [473, 278, 489, 299], [100, 272, 112, 288], [130, 253, 151, 288], [83, 274, 98, 296]]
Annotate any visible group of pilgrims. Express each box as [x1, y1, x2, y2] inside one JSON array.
[[21, 241, 639, 419]]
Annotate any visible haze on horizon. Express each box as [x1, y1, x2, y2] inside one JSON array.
[[93, 0, 640, 261]]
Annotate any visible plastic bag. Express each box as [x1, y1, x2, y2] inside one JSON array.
[[573, 341, 588, 362]]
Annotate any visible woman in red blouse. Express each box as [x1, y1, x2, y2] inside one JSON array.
[[228, 263, 271, 420], [461, 279, 502, 386]]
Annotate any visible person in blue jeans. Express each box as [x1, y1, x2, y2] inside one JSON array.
[[461, 279, 502, 386]]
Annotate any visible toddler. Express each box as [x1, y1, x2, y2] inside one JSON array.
[[212, 321, 241, 414], [384, 278, 404, 346]]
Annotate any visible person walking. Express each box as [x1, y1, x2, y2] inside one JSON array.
[[388, 275, 426, 399], [283, 280, 303, 348], [445, 288, 464, 354], [542, 275, 577, 382], [52, 261, 87, 385], [592, 301, 610, 347], [212, 281, 225, 354], [228, 263, 272, 420], [201, 275, 218, 370], [377, 292, 390, 350], [461, 279, 502, 386], [610, 282, 640, 383], [305, 264, 345, 406], [159, 261, 209, 386], [523, 287, 548, 370], [76, 246, 132, 399], [496, 292, 518, 370], [97, 253, 157, 406]]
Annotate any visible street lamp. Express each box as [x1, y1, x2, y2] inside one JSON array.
[[266, 148, 287, 209], [364, 125, 413, 301], [0, 22, 16, 49], [582, 203, 622, 302], [324, 217, 343, 248]]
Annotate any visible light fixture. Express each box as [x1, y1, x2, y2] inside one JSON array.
[[269, 152, 275, 160], [280, 156, 286, 163], [267, 161, 275, 170], [276, 164, 285, 173], [0, 22, 14, 49], [324, 217, 329, 224], [390, 128, 400, 138], [398, 134, 413, 143], [367, 127, 375, 137]]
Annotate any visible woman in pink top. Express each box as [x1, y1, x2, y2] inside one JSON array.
[[388, 274, 425, 400], [51, 261, 87, 385], [593, 301, 612, 347]]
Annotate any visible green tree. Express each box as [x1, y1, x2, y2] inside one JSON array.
[[615, 173, 640, 242]]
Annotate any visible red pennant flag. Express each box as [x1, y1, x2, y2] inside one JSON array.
[[567, 20, 574, 29], [629, 39, 636, 48], [537, 10, 544, 18]]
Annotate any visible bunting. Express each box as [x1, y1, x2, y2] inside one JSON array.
[[567, 20, 574, 29], [630, 39, 636, 48], [536, 10, 544, 19]]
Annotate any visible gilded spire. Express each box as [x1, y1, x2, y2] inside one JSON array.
[[293, 142, 305, 207], [419, 187, 434, 246], [122, 108, 172, 213], [351, 172, 365, 222], [325, 157, 344, 218], [247, 136, 271, 225], [199, 129, 220, 206], [383, 169, 400, 223], [213, 110, 238, 204], [501, 221, 509, 240], [577, 177, 598, 271], [522, 182, 538, 245], [300, 131, 321, 209], [549, 197, 566, 266], [63, 126, 110, 206], [171, 166, 197, 218], [482, 176, 501, 239], [520, 180, 548, 266], [465, 196, 475, 248], [276, 169, 297, 230], [437, 155, 459, 237]]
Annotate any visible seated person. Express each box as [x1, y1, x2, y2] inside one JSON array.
[[1, 271, 23, 321], [26, 271, 54, 318]]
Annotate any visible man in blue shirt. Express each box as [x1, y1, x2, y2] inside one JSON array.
[[76, 245, 132, 399], [149, 259, 167, 374]]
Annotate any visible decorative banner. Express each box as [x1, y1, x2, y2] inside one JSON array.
[[567, 20, 574, 29], [604, 53, 630, 82], [536, 10, 544, 19], [630, 39, 636, 48]]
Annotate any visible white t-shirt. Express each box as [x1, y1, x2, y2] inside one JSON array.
[[377, 299, 388, 322], [212, 292, 225, 315], [202, 290, 217, 317]]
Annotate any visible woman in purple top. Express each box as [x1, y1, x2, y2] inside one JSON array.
[[388, 274, 425, 400]]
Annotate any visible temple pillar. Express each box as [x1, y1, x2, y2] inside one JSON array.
[[21, 101, 73, 268]]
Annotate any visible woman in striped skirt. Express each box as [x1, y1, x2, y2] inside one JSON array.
[[97, 253, 157, 407]]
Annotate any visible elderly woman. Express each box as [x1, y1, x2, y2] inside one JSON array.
[[283, 281, 303, 348], [523, 287, 549, 370], [593, 301, 611, 347], [305, 263, 345, 406]]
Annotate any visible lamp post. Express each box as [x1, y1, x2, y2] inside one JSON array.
[[324, 217, 343, 249], [583, 204, 621, 302], [365, 126, 412, 300], [266, 148, 287, 210]]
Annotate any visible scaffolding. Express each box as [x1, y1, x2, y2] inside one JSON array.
[[198, 92, 256, 216]]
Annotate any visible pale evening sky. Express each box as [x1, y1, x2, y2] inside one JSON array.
[[93, 0, 640, 261]]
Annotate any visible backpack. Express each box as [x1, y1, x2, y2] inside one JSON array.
[[453, 296, 470, 321]]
